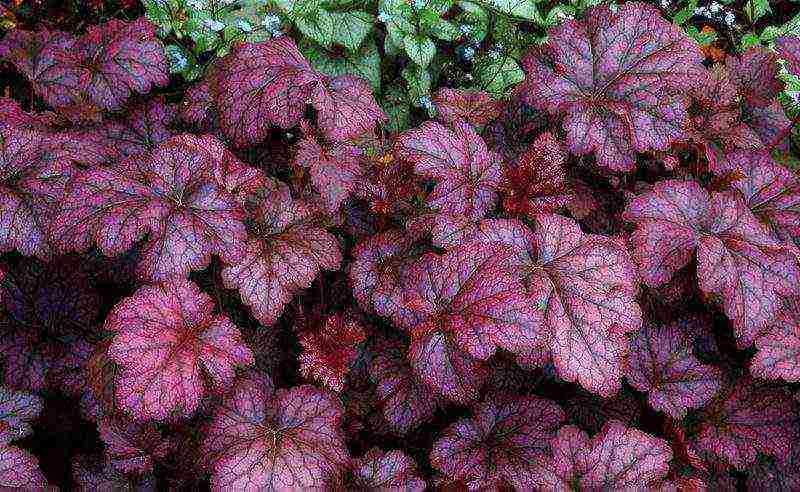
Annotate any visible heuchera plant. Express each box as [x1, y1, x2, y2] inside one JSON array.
[[0, 1, 799, 489]]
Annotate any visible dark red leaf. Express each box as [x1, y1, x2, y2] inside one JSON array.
[[298, 312, 366, 392], [432, 88, 503, 127]]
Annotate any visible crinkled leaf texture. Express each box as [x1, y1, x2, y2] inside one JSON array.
[[725, 46, 783, 108], [624, 179, 800, 347], [0, 444, 48, 488], [105, 278, 254, 421], [396, 120, 502, 221], [0, 258, 99, 392], [293, 134, 364, 214], [72, 455, 156, 491], [694, 380, 799, 470], [54, 134, 254, 281], [432, 88, 504, 127], [0, 387, 42, 443], [625, 322, 721, 418], [465, 215, 642, 396], [529, 421, 672, 490], [751, 297, 800, 382], [501, 132, 575, 218], [399, 243, 542, 402], [221, 180, 341, 326], [346, 448, 426, 491], [0, 124, 76, 259], [298, 313, 366, 392], [369, 339, 440, 435], [0, 18, 167, 115], [201, 372, 349, 490], [520, 2, 704, 171], [98, 418, 171, 474], [0, 386, 46, 488], [715, 150, 800, 243], [431, 395, 563, 490], [212, 37, 383, 146]]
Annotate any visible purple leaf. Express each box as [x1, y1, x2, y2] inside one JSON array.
[[466, 216, 642, 396], [293, 134, 364, 213], [221, 180, 341, 326], [529, 421, 672, 489], [432, 88, 503, 127], [105, 278, 254, 421], [98, 418, 172, 474], [346, 448, 426, 491], [201, 373, 349, 490], [751, 297, 800, 382], [430, 395, 563, 489], [725, 46, 783, 108], [624, 179, 800, 347], [0, 387, 41, 444], [694, 380, 799, 470], [396, 120, 502, 220], [776, 36, 800, 78], [520, 2, 704, 171], [53, 134, 251, 281], [625, 322, 722, 418], [0, 445, 48, 488], [311, 75, 386, 141]]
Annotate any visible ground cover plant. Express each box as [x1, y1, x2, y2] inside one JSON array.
[[0, 0, 799, 489]]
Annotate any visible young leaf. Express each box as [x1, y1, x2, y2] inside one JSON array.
[[105, 278, 254, 421], [529, 421, 672, 489], [201, 373, 350, 489], [369, 339, 440, 434], [430, 395, 563, 489], [624, 322, 721, 418], [396, 120, 502, 220], [298, 313, 366, 392], [54, 134, 251, 281], [501, 132, 575, 219], [750, 297, 800, 382], [220, 181, 341, 326], [465, 216, 642, 397], [624, 179, 800, 347], [520, 2, 704, 171], [432, 88, 503, 127], [694, 380, 799, 470]]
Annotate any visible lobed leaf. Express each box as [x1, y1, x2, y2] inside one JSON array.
[[105, 278, 254, 421], [520, 2, 704, 171]]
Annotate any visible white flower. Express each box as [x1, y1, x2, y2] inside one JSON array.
[[236, 19, 252, 32], [419, 96, 433, 109], [459, 24, 472, 35], [412, 0, 425, 9], [377, 11, 392, 23], [203, 18, 225, 31], [488, 49, 500, 59], [262, 13, 281, 30], [168, 50, 188, 71], [709, 2, 721, 13], [187, 0, 206, 9], [462, 46, 475, 60], [658, 0, 670, 8], [272, 29, 284, 38], [724, 11, 735, 26]]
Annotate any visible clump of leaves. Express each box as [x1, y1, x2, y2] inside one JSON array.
[[0, 2, 799, 489]]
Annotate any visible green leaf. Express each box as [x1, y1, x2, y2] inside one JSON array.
[[165, 43, 203, 81], [403, 34, 436, 67], [382, 84, 412, 132], [672, 0, 697, 26], [329, 11, 374, 51], [741, 32, 761, 49], [480, 0, 542, 23], [303, 39, 382, 90], [474, 54, 524, 96], [296, 9, 336, 48], [429, 18, 460, 41], [402, 65, 432, 101], [744, 0, 770, 23], [760, 12, 800, 43]]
